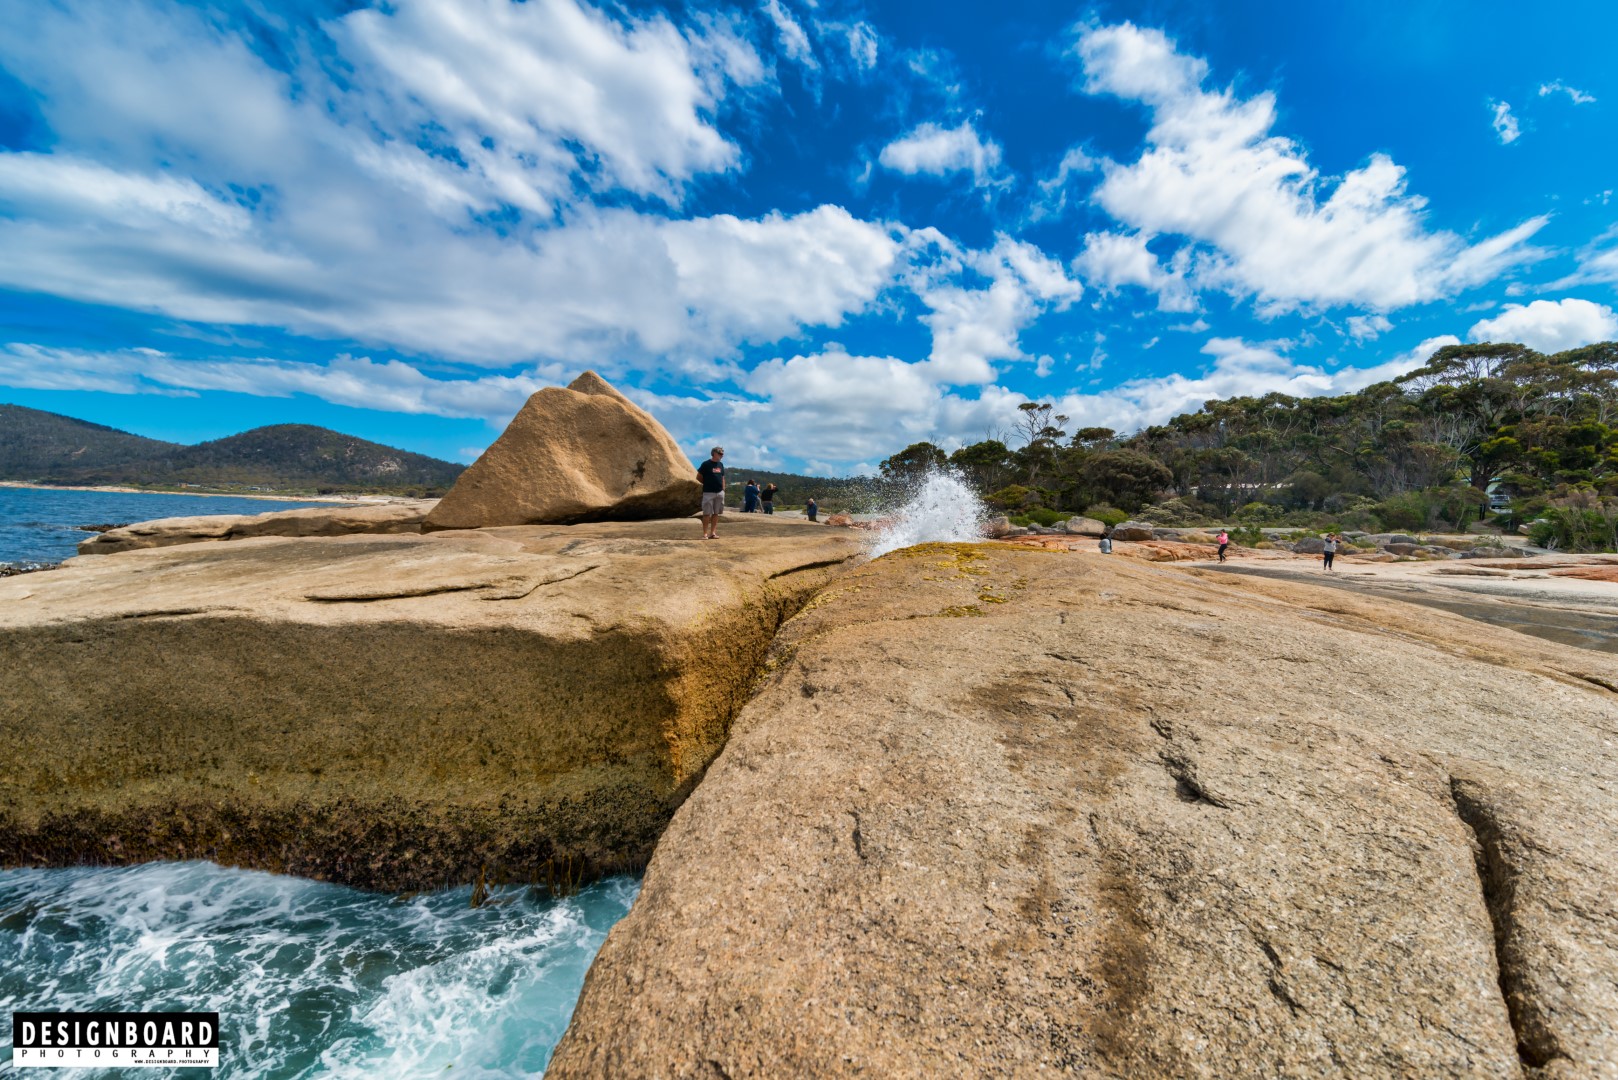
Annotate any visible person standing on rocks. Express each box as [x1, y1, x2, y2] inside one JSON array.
[[698, 447, 726, 540], [762, 483, 777, 515], [743, 480, 760, 513], [806, 496, 818, 523], [1216, 529, 1230, 563], [1322, 533, 1337, 570]]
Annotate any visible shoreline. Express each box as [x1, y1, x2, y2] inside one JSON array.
[[0, 481, 380, 504]]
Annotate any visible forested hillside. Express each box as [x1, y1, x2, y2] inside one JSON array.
[[0, 406, 464, 496], [879, 341, 1618, 550], [0, 404, 181, 476]]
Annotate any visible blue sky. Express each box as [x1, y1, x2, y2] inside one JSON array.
[[0, 0, 1614, 473]]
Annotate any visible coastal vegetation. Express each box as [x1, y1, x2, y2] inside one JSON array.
[[0, 404, 463, 496], [875, 340, 1618, 550]]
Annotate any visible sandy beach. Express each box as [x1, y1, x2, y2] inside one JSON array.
[[0, 481, 393, 504]]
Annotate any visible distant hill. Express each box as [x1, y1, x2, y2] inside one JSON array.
[[0, 405, 464, 496], [721, 467, 874, 511], [0, 404, 181, 476]]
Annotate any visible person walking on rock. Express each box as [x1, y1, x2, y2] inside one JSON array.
[[806, 496, 818, 523], [743, 480, 759, 513], [1322, 533, 1337, 570], [1216, 529, 1230, 563], [698, 447, 726, 540], [761, 483, 777, 515]]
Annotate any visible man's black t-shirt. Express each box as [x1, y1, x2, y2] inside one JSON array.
[[698, 459, 725, 493]]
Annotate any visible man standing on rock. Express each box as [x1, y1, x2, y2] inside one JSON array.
[[1322, 532, 1337, 570], [698, 447, 726, 540]]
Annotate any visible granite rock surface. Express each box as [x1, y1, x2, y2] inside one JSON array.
[[0, 517, 858, 890], [552, 543, 1618, 1078], [77, 501, 434, 554]]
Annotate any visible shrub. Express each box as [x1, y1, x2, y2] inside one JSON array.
[[1134, 497, 1210, 526], [1081, 504, 1129, 526], [986, 484, 1039, 511], [1010, 508, 1070, 527], [1235, 501, 1281, 523]]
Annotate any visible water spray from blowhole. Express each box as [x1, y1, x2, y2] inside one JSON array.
[[866, 467, 990, 558]]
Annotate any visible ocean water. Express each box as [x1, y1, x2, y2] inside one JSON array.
[[867, 467, 989, 558], [0, 863, 639, 1078], [1, 487, 641, 1075], [0, 486, 329, 568]]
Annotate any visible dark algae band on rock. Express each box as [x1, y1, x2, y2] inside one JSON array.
[[548, 544, 1618, 1078], [0, 519, 859, 892]]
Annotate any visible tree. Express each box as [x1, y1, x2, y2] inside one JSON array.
[[880, 441, 947, 483], [1013, 402, 1068, 485], [1075, 450, 1172, 512], [949, 440, 1012, 492]]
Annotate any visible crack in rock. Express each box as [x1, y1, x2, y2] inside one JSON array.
[[1448, 776, 1569, 1071]]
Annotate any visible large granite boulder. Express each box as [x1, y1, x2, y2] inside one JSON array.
[[78, 502, 433, 554], [1061, 516, 1107, 537], [551, 544, 1618, 1077], [1461, 545, 1526, 559], [1110, 521, 1155, 541], [0, 518, 859, 891], [423, 371, 700, 530]]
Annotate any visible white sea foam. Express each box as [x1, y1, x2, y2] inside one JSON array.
[[0, 861, 639, 1078], [866, 467, 989, 558]]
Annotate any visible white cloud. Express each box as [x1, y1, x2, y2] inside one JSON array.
[[910, 235, 1083, 383], [1070, 22, 1546, 314], [1051, 334, 1459, 433], [1490, 100, 1521, 144], [0, 0, 910, 375], [0, 345, 562, 422], [625, 350, 1024, 469], [1539, 80, 1596, 105], [844, 22, 879, 70], [1468, 298, 1618, 353], [1549, 227, 1618, 288], [1072, 231, 1195, 312], [1030, 146, 1099, 220], [1346, 314, 1393, 342], [0, 154, 250, 236], [329, 0, 764, 209], [878, 120, 1004, 187], [762, 0, 816, 70]]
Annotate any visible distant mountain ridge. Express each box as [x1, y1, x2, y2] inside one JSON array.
[[0, 404, 464, 495]]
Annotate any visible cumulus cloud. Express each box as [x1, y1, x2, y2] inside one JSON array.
[[1346, 314, 1393, 342], [878, 120, 1005, 187], [1072, 231, 1195, 312], [1490, 100, 1521, 144], [909, 235, 1083, 383], [1539, 80, 1596, 105], [0, 0, 914, 374], [0, 179, 902, 371], [1468, 298, 1618, 353], [1051, 334, 1460, 433], [624, 350, 1025, 469], [1070, 22, 1547, 314]]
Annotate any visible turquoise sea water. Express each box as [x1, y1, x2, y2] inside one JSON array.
[[1, 488, 641, 1076], [0, 863, 638, 1077], [0, 486, 330, 568]]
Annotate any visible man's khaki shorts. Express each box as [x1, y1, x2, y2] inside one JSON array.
[[701, 492, 725, 515]]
